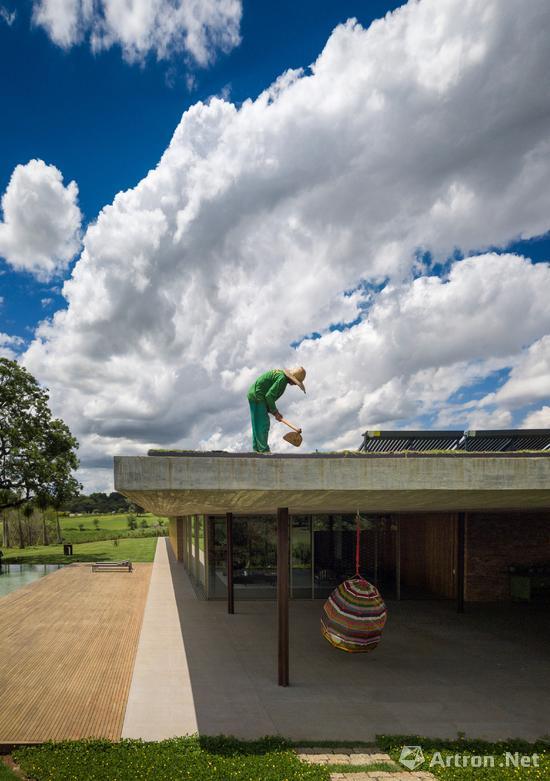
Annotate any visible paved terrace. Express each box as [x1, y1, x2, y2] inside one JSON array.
[[124, 539, 550, 741], [114, 451, 550, 515], [0, 563, 151, 744]]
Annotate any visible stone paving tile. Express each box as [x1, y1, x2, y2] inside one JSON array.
[[349, 754, 394, 764], [330, 773, 436, 780], [296, 750, 395, 766]]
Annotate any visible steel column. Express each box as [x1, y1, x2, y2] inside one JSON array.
[[395, 516, 401, 601], [176, 516, 184, 562], [277, 507, 290, 687], [226, 512, 234, 614], [457, 512, 466, 613]]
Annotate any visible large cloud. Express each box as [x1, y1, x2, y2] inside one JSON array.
[[32, 0, 242, 65], [23, 0, 550, 488], [0, 160, 82, 280]]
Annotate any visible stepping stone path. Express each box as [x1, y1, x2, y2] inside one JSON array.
[[294, 748, 437, 780]]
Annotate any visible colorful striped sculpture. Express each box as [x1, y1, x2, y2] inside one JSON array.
[[321, 575, 387, 653]]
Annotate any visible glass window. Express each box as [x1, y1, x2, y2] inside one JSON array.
[[233, 516, 277, 599], [291, 515, 312, 598]]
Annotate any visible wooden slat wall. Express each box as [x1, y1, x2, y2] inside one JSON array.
[[400, 513, 457, 598], [0, 561, 152, 743]]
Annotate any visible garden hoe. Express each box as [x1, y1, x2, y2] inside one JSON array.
[[280, 417, 303, 448]]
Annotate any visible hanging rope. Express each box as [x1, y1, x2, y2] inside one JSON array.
[[355, 510, 361, 576]]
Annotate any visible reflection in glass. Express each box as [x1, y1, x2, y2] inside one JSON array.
[[291, 515, 312, 598]]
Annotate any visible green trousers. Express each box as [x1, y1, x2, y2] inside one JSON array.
[[249, 399, 270, 452]]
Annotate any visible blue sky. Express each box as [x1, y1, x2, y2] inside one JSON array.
[[1, 0, 549, 490], [1, 0, 405, 342]]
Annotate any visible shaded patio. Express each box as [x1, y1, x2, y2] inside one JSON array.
[[123, 539, 550, 742]]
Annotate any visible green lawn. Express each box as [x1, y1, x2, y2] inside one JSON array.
[[379, 736, 549, 780], [1, 512, 168, 553], [1, 536, 158, 563], [10, 737, 549, 781], [14, 737, 327, 781], [58, 512, 167, 543], [61, 512, 165, 532], [0, 760, 19, 781]]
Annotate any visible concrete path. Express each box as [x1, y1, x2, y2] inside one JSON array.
[[122, 539, 199, 739]]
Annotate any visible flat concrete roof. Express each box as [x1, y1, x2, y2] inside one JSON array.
[[114, 452, 550, 515]]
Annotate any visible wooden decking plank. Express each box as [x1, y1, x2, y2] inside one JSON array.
[[0, 560, 152, 742]]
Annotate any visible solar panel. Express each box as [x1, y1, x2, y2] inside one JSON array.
[[359, 429, 550, 452], [359, 430, 463, 452], [463, 430, 550, 452]]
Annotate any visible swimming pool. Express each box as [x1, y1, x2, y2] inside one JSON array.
[[0, 563, 65, 598]]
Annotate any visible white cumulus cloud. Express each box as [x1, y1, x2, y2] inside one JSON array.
[[0, 159, 82, 281], [22, 0, 550, 490], [0, 333, 24, 360], [32, 0, 242, 65]]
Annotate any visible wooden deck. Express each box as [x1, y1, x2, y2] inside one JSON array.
[[0, 561, 152, 743]]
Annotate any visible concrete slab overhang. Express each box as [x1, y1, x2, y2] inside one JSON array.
[[114, 452, 550, 515]]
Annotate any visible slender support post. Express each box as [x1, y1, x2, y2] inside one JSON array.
[[205, 515, 212, 599], [182, 518, 187, 569], [277, 507, 289, 687], [226, 512, 234, 614], [194, 515, 200, 583], [395, 516, 401, 601], [176, 516, 184, 562], [457, 512, 466, 613], [310, 515, 315, 600], [374, 524, 379, 586]]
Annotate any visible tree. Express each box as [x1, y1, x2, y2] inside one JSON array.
[[35, 492, 50, 546], [22, 504, 34, 545], [0, 359, 80, 511]]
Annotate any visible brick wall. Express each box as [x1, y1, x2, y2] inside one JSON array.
[[466, 510, 550, 600]]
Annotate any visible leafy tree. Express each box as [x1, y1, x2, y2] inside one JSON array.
[[22, 504, 34, 545], [0, 359, 80, 511], [35, 492, 50, 546]]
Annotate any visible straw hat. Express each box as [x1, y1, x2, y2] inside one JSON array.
[[284, 366, 306, 393]]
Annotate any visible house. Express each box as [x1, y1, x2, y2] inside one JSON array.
[[114, 429, 550, 686]]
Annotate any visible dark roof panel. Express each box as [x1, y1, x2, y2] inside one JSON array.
[[360, 430, 463, 452], [360, 429, 550, 452]]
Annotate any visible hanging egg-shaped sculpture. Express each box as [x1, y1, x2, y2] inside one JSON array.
[[321, 576, 387, 653]]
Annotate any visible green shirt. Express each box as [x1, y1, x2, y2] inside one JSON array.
[[247, 370, 289, 414]]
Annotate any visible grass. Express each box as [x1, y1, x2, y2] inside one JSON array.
[[0, 760, 20, 781], [1, 536, 159, 563], [378, 736, 550, 780], [13, 737, 329, 781], [57, 512, 167, 544], [329, 762, 398, 772], [2, 513, 167, 549], [10, 736, 550, 780]]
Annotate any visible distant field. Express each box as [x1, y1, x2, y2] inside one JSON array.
[[57, 512, 168, 544], [2, 536, 158, 564]]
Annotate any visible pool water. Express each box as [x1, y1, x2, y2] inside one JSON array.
[[0, 563, 64, 598]]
